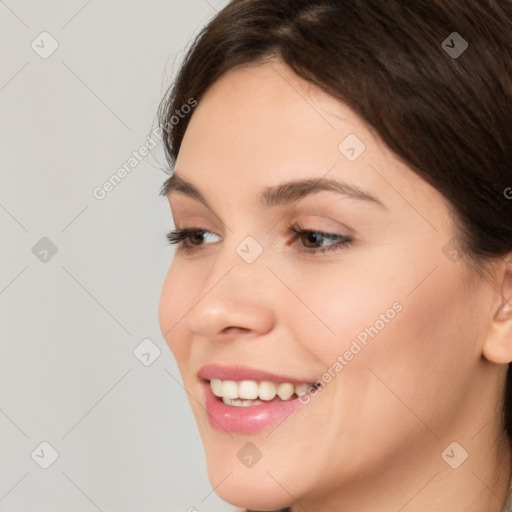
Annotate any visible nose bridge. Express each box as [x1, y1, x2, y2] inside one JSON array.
[[210, 227, 269, 289], [184, 230, 274, 338]]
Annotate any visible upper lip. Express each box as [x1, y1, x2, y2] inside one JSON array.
[[198, 364, 314, 384]]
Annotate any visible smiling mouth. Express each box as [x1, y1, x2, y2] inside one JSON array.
[[208, 378, 318, 407]]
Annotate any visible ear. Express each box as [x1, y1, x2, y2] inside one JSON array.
[[482, 253, 512, 364]]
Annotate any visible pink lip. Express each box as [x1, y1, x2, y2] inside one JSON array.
[[201, 381, 307, 434], [198, 364, 316, 434]]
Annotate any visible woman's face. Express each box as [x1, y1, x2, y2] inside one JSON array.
[[158, 60, 498, 510]]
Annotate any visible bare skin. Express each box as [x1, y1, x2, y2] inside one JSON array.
[[159, 59, 512, 512]]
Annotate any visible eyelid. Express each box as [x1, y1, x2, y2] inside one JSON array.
[[283, 214, 356, 238]]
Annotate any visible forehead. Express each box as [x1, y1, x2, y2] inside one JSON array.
[[173, 60, 447, 223]]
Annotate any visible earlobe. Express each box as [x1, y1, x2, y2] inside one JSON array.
[[482, 258, 512, 364]]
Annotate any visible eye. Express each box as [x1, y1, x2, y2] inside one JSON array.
[[289, 223, 353, 255], [166, 228, 220, 254], [166, 223, 353, 256]]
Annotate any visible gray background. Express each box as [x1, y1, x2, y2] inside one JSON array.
[[0, 1, 233, 511]]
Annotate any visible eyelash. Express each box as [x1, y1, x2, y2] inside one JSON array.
[[165, 223, 353, 256]]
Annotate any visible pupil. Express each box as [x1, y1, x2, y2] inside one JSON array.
[[307, 233, 320, 246], [191, 232, 203, 244]]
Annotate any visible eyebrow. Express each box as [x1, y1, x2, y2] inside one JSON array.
[[160, 171, 386, 209]]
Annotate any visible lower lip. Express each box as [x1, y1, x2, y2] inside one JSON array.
[[202, 381, 307, 434]]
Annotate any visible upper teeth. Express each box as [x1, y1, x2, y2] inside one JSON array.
[[210, 379, 311, 401]]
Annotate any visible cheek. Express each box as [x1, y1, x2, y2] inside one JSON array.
[[344, 261, 476, 434], [280, 243, 477, 425], [158, 261, 197, 362], [273, 257, 406, 365]]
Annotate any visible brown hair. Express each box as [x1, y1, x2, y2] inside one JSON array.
[[157, 0, 512, 507]]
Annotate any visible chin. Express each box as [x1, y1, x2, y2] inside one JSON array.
[[215, 484, 291, 512], [204, 457, 294, 511]]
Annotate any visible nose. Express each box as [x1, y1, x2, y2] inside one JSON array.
[[184, 236, 276, 342]]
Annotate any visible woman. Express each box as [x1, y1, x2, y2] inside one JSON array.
[[156, 1, 512, 510]]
